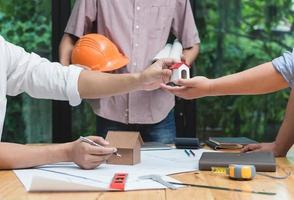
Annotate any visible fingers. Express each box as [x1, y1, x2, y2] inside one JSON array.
[[160, 83, 186, 93], [162, 69, 172, 83], [161, 58, 177, 68], [87, 154, 112, 163], [87, 144, 117, 155], [86, 136, 109, 146], [74, 142, 116, 169], [154, 58, 177, 70], [160, 84, 192, 99], [175, 78, 196, 87], [72, 137, 118, 169], [78, 154, 111, 169], [241, 144, 261, 153]]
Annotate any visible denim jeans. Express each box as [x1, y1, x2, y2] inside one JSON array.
[[96, 110, 176, 144]]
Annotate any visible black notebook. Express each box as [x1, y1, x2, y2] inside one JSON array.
[[199, 152, 276, 172], [206, 137, 257, 150]]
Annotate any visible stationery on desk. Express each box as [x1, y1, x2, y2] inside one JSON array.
[[184, 149, 196, 157], [199, 151, 276, 172], [14, 148, 212, 192], [13, 135, 277, 193]]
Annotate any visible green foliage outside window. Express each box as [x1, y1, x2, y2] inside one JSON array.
[[0, 0, 293, 143], [194, 0, 294, 141], [0, 0, 52, 143]]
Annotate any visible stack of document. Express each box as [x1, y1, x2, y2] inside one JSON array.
[[14, 149, 212, 191], [206, 137, 257, 150]]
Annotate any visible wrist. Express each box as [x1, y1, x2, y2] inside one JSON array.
[[208, 79, 215, 96], [272, 142, 280, 156], [134, 73, 144, 90], [60, 142, 74, 162], [273, 141, 287, 157]]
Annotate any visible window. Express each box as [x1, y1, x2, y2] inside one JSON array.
[[1, 0, 293, 144], [193, 0, 294, 141], [1, 0, 52, 143]]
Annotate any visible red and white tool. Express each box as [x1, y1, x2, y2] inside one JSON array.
[[109, 173, 128, 191]]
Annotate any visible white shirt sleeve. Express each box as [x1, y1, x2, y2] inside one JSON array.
[[5, 39, 82, 106]]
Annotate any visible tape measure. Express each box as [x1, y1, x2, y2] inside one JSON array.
[[212, 164, 256, 180]]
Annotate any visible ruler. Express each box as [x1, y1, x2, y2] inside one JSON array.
[[168, 182, 276, 196]]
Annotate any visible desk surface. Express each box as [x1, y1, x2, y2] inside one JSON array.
[[1, 148, 294, 200]]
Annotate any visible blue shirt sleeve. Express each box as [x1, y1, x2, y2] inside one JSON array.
[[272, 49, 294, 87]]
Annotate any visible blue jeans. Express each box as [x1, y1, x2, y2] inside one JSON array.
[[96, 110, 176, 144]]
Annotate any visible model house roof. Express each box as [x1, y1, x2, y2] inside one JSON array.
[[106, 131, 144, 149], [170, 62, 190, 70]]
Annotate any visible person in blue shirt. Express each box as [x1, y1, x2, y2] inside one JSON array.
[[162, 49, 294, 156]]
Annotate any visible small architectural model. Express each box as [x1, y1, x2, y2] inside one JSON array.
[[170, 62, 190, 82], [106, 131, 144, 165], [153, 39, 190, 83]]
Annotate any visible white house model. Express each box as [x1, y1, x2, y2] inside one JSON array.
[[153, 39, 190, 83], [170, 62, 190, 82]]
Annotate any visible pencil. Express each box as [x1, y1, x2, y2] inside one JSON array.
[[189, 149, 195, 157], [79, 136, 122, 157], [184, 149, 190, 157]]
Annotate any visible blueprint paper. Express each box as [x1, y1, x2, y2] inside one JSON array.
[[14, 149, 212, 191]]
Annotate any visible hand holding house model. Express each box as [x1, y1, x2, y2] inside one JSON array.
[[153, 39, 190, 83]]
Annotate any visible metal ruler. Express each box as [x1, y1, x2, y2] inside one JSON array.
[[168, 182, 276, 196]]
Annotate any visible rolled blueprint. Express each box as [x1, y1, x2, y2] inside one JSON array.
[[169, 39, 183, 62], [153, 43, 172, 61]]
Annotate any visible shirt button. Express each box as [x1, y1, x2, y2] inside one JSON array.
[[135, 43, 139, 47], [137, 6, 141, 11], [126, 109, 129, 112], [135, 25, 140, 29], [133, 62, 137, 66], [125, 113, 128, 117]]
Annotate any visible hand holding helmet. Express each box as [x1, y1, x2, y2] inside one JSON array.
[[71, 34, 129, 72]]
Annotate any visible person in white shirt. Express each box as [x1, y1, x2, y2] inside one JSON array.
[[0, 36, 173, 170]]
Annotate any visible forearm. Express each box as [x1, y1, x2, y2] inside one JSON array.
[[210, 62, 288, 96], [78, 70, 142, 99], [0, 142, 71, 169], [274, 90, 294, 156], [59, 34, 77, 66], [182, 43, 200, 66]]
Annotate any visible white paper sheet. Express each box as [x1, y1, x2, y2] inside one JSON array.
[[14, 149, 212, 191]]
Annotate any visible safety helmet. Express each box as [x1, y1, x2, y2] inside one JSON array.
[[71, 34, 129, 71]]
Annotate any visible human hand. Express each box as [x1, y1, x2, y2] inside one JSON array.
[[139, 59, 174, 91], [68, 136, 116, 169], [160, 76, 213, 99], [241, 142, 281, 156]]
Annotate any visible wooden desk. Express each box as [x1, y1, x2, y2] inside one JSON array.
[[1, 148, 294, 200]]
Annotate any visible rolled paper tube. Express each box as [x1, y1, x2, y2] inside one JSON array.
[[169, 39, 183, 62], [153, 43, 172, 61]]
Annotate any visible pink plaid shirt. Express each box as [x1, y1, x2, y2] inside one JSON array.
[[65, 0, 200, 124]]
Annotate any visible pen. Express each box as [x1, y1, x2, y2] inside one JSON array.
[[184, 149, 190, 157], [79, 136, 122, 157], [189, 149, 195, 157]]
